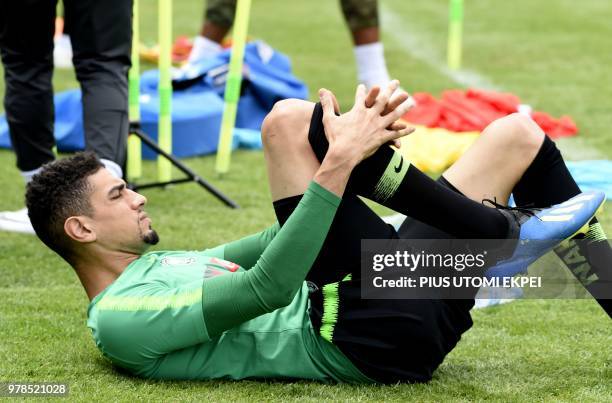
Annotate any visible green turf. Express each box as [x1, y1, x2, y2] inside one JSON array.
[[0, 0, 611, 401]]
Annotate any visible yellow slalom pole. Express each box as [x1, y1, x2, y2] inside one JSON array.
[[157, 0, 172, 182], [215, 0, 252, 175], [447, 0, 464, 70], [127, 0, 142, 180]]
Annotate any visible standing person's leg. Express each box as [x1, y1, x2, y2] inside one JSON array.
[[340, 0, 392, 88], [201, 0, 236, 42], [53, 3, 73, 69], [0, 0, 57, 233], [64, 0, 132, 178], [0, 0, 57, 176], [188, 0, 236, 64]]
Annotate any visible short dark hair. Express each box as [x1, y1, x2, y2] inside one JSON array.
[[26, 152, 104, 263]]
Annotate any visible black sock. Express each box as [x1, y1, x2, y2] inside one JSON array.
[[308, 102, 509, 239], [513, 136, 581, 205], [513, 136, 611, 317]]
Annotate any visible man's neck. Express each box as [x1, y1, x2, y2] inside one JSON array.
[[74, 250, 141, 301]]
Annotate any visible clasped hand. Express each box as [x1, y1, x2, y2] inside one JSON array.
[[319, 80, 415, 167]]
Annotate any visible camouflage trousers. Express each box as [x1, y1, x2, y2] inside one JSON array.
[[206, 0, 378, 31]]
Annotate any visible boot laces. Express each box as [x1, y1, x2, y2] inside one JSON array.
[[482, 197, 542, 224]]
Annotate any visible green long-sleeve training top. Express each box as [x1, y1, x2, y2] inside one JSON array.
[[87, 182, 373, 383]]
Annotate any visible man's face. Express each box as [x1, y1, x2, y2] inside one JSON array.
[[86, 168, 159, 253]]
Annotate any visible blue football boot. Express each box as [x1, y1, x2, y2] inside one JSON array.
[[485, 191, 606, 279]]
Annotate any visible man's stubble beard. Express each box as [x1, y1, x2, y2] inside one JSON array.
[[143, 229, 160, 245], [140, 224, 160, 245]]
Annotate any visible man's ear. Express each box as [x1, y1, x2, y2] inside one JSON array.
[[64, 216, 96, 243]]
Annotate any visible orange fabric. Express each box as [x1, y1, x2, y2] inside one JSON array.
[[403, 89, 578, 138], [531, 111, 578, 138], [404, 93, 441, 127], [466, 89, 520, 114]]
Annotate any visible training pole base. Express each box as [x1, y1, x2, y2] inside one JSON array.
[[127, 123, 239, 209]]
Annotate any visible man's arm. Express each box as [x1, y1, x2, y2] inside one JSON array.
[[202, 223, 280, 267], [201, 180, 341, 335]]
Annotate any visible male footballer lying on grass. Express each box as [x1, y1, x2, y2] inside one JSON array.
[[26, 81, 610, 383]]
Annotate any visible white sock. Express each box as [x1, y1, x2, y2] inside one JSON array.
[[353, 42, 391, 89], [100, 159, 123, 179], [53, 34, 73, 69], [21, 167, 43, 184], [188, 35, 223, 64], [55, 33, 72, 49]]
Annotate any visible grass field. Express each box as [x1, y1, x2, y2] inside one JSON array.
[[1, 0, 611, 401]]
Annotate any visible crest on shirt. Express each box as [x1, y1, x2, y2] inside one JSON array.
[[160, 256, 196, 266]]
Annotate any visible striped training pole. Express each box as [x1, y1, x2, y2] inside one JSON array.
[[127, 0, 142, 180], [447, 0, 464, 70], [157, 0, 173, 181], [215, 0, 252, 175]]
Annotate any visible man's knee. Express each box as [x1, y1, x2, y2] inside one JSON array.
[[487, 113, 545, 152], [261, 99, 315, 152]]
